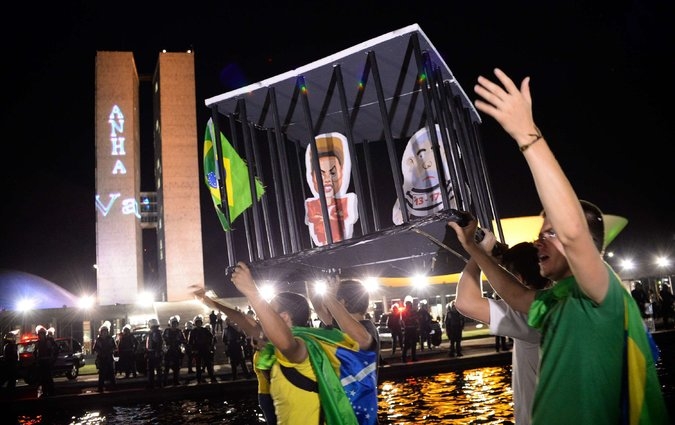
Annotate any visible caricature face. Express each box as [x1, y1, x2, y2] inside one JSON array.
[[305, 133, 351, 198], [402, 125, 449, 191], [304, 132, 357, 246], [392, 125, 456, 225], [408, 137, 439, 188], [311, 154, 343, 199]]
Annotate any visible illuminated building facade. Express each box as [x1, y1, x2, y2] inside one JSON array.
[[152, 52, 204, 301], [95, 51, 203, 305]]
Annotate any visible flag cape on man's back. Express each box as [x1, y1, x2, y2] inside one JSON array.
[[256, 326, 379, 425], [622, 291, 670, 424], [203, 118, 264, 231]]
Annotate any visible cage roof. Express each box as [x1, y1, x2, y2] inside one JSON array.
[[205, 23, 480, 145]]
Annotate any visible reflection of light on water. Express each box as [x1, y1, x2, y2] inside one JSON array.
[[16, 367, 515, 424], [70, 412, 104, 425], [18, 411, 105, 425], [378, 366, 513, 424], [17, 416, 45, 425], [14, 340, 675, 425]]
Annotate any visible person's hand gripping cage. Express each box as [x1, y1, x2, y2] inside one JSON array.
[[446, 209, 508, 258]]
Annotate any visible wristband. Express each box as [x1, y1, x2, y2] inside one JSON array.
[[519, 126, 542, 152]]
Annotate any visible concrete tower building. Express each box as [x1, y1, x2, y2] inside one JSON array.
[[94, 51, 203, 305], [152, 52, 204, 301], [95, 51, 144, 305]]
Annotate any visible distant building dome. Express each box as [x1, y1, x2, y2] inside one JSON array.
[[0, 270, 79, 310]]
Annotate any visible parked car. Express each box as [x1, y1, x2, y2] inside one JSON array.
[[14, 335, 85, 385]]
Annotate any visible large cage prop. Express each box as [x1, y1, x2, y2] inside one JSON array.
[[204, 24, 504, 284]]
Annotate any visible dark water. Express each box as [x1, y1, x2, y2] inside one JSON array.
[[378, 366, 513, 424], [14, 344, 675, 425], [15, 366, 513, 425], [16, 398, 267, 425]]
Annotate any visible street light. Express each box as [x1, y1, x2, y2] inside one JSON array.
[[78, 294, 95, 354], [655, 256, 671, 269], [258, 282, 276, 302], [620, 258, 636, 273], [362, 277, 379, 293], [412, 274, 429, 289], [136, 291, 155, 307], [16, 297, 36, 336]]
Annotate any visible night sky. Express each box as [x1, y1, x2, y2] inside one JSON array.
[[1, 1, 673, 296]]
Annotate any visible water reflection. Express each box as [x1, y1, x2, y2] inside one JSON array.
[[15, 366, 515, 425], [379, 366, 513, 424], [12, 346, 675, 425], [113, 399, 267, 424], [17, 398, 267, 425]]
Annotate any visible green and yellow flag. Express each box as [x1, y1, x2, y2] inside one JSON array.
[[203, 118, 265, 231], [622, 291, 670, 424], [255, 327, 378, 425]]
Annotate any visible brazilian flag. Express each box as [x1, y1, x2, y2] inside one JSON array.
[[203, 118, 265, 231], [622, 291, 670, 424], [256, 327, 378, 425]]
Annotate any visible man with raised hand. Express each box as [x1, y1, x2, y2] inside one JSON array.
[[454, 68, 669, 424]]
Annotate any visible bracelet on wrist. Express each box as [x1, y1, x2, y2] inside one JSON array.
[[519, 126, 542, 152]]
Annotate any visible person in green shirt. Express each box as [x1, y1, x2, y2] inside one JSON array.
[[449, 67, 669, 425]]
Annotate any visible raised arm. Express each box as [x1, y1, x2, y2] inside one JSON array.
[[321, 293, 372, 349], [307, 277, 373, 348], [454, 257, 491, 324], [474, 68, 608, 303], [449, 217, 534, 314], [230, 262, 307, 363], [191, 285, 261, 339], [306, 280, 334, 327]]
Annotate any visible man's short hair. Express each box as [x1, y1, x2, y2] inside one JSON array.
[[501, 242, 550, 290], [580, 200, 605, 252], [314, 134, 344, 166], [336, 279, 370, 315], [272, 292, 311, 327]]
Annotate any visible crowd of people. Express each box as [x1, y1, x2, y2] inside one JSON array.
[[79, 290, 503, 398], [631, 280, 675, 329], [383, 297, 460, 362], [80, 310, 259, 392]]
